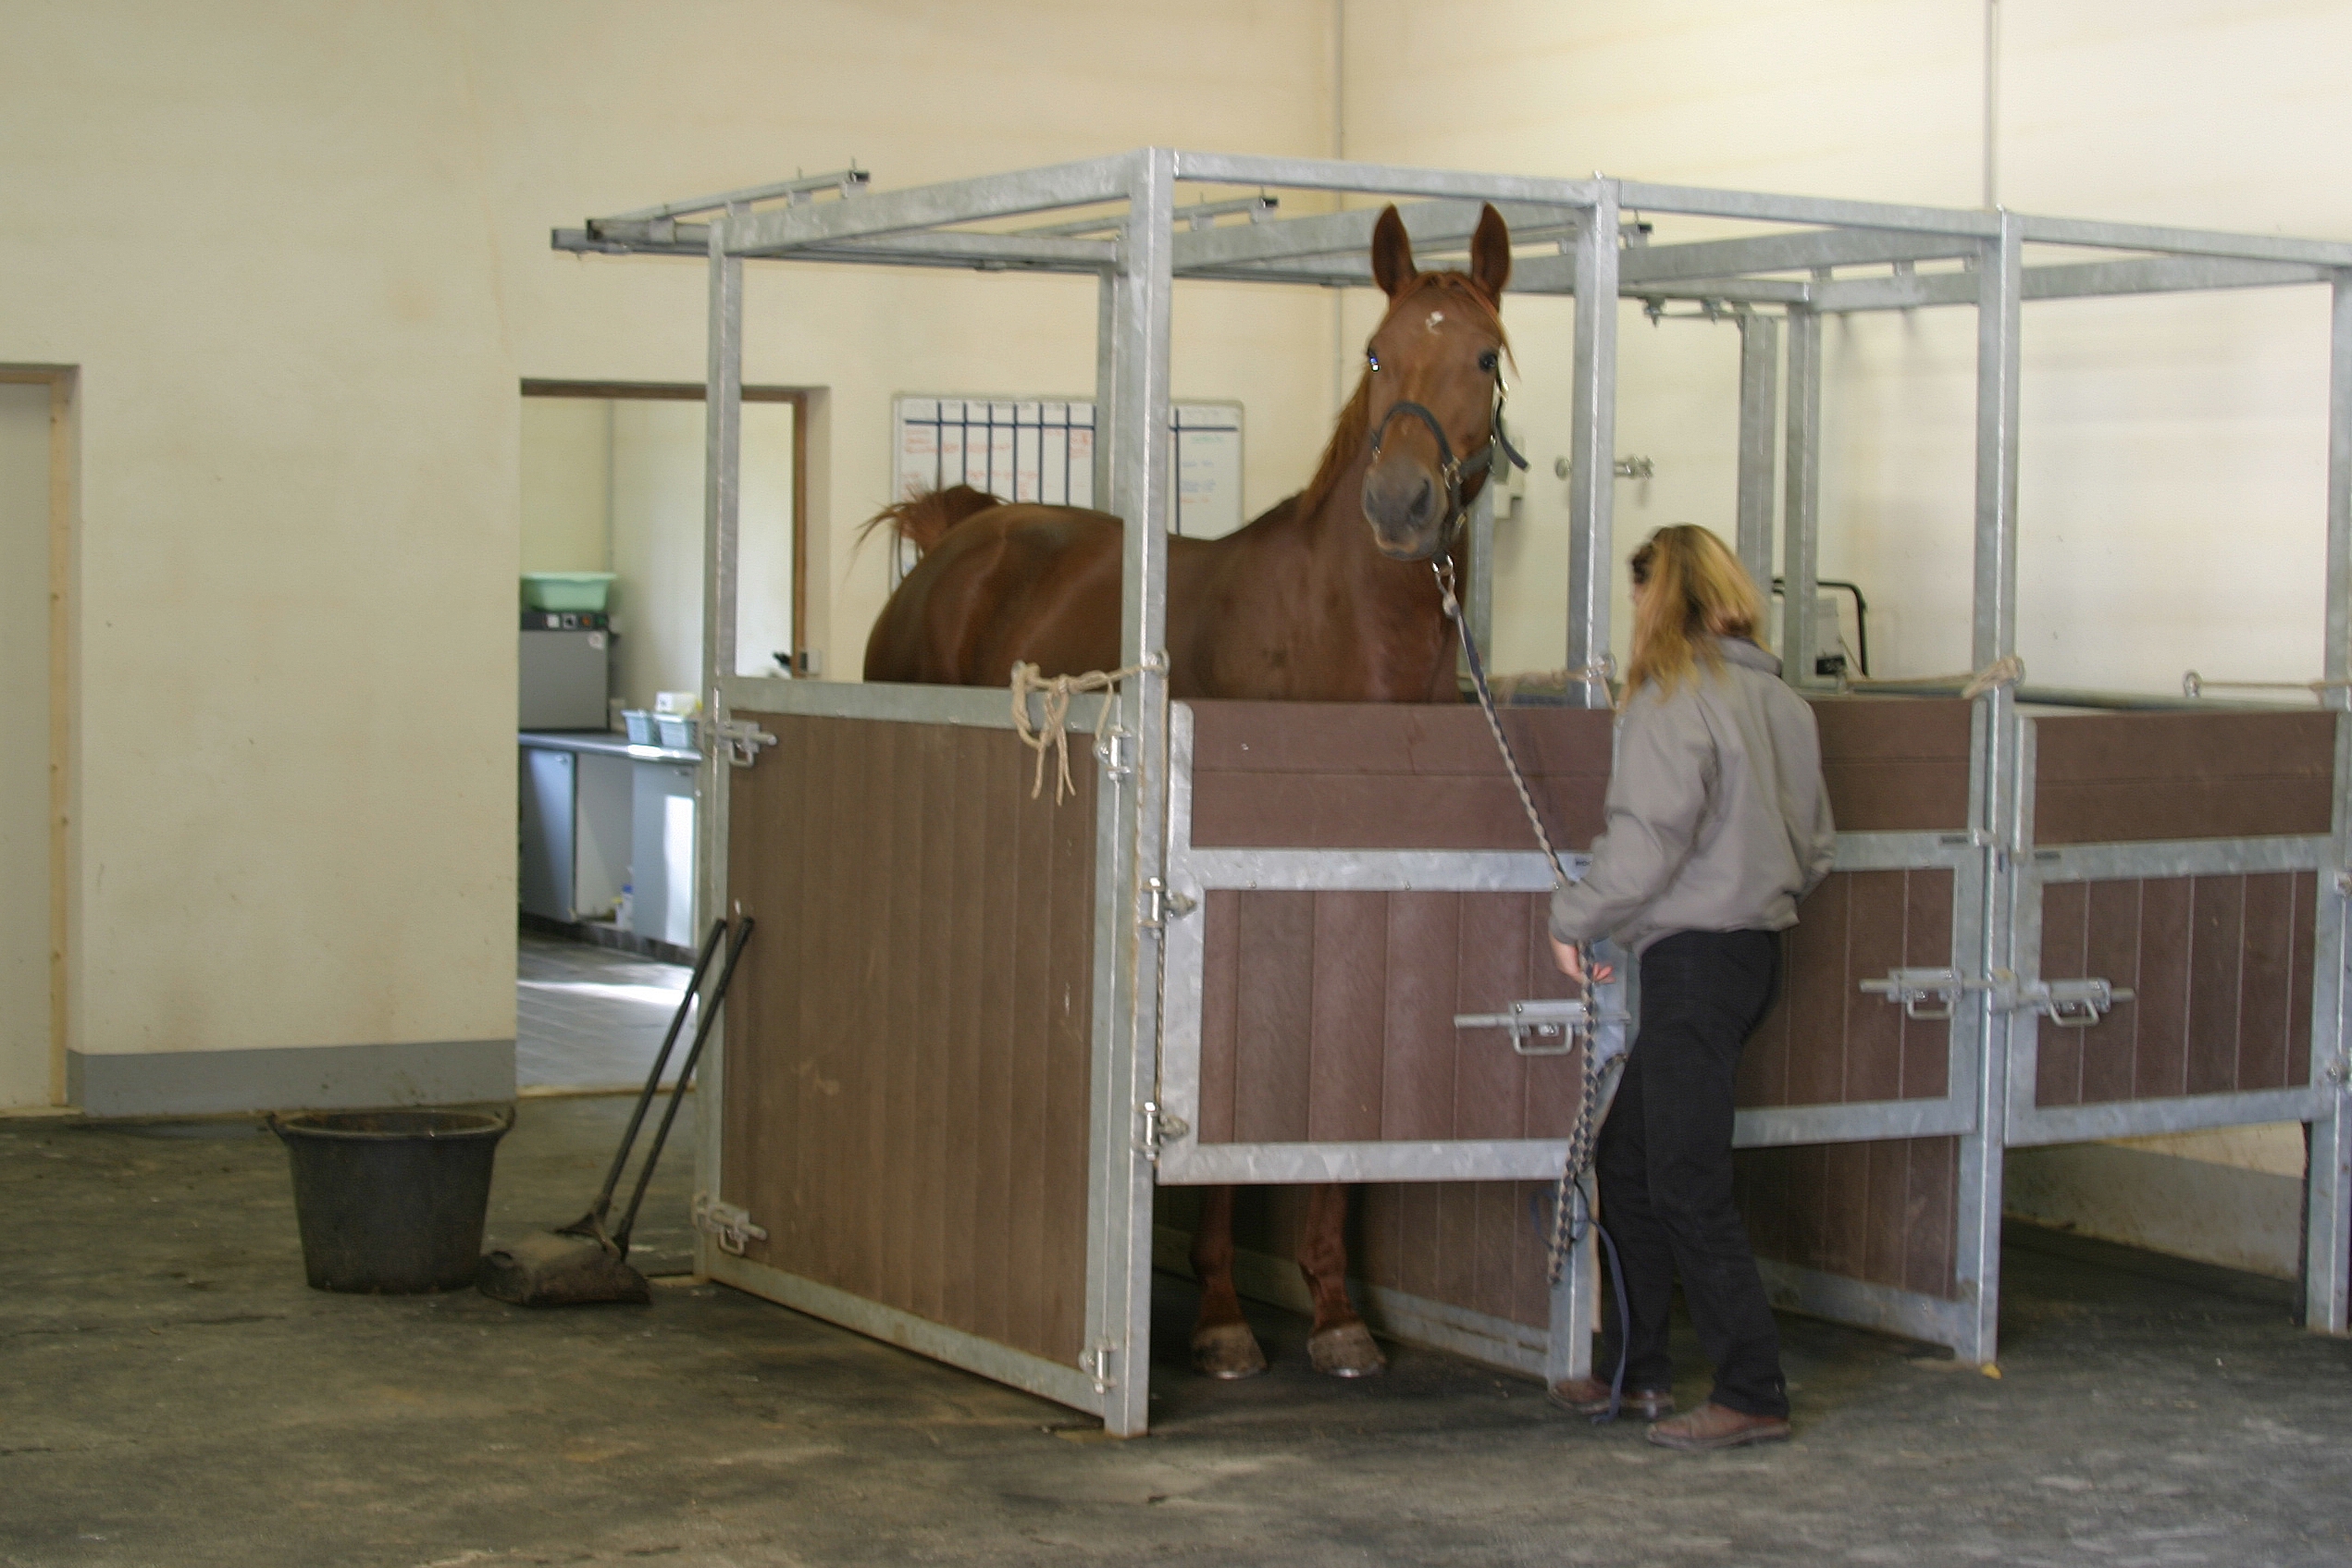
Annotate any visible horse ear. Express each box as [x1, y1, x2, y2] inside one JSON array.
[[1468, 204, 1511, 302], [1370, 204, 1417, 298]]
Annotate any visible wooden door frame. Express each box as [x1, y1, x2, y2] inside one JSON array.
[[1, 365, 76, 1105], [521, 378, 814, 675]]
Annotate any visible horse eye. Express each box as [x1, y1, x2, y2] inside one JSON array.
[[1478, 350, 1499, 373], [1366, 350, 1380, 372]]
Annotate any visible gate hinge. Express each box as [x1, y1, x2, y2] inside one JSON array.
[[1135, 1100, 1190, 1161], [691, 1192, 770, 1255], [1138, 876, 1196, 932], [1454, 997, 1629, 1057], [715, 718, 777, 768], [1079, 1342, 1119, 1392], [1095, 727, 1136, 781]]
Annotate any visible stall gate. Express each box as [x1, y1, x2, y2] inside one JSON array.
[[1154, 694, 2006, 1375], [706, 685, 1120, 1420], [2005, 711, 2346, 1245]]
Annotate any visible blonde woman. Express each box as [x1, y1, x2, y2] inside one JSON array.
[[1548, 525, 1835, 1451]]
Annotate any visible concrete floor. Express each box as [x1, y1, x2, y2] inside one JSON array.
[[515, 931, 691, 1093], [6, 1098, 2352, 1567]]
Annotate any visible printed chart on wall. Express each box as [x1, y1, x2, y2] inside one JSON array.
[[891, 397, 1244, 583]]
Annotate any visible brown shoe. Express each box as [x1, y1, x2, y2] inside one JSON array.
[[1645, 1401, 1790, 1451], [1548, 1376, 1673, 1420]]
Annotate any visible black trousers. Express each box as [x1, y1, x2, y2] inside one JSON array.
[[1595, 928, 1788, 1419]]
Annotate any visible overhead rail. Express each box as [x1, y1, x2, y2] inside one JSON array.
[[554, 157, 2352, 310]]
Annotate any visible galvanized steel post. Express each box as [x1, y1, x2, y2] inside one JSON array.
[[2307, 272, 2352, 1336], [693, 204, 748, 1278], [1954, 210, 2024, 1369], [1088, 148, 1178, 1437], [1565, 184, 1620, 701], [1780, 309, 1823, 686], [1736, 312, 1781, 596]]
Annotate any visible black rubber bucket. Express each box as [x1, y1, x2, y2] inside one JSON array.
[[270, 1108, 514, 1293]]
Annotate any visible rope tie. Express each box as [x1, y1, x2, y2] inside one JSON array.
[[1009, 661, 1144, 803]]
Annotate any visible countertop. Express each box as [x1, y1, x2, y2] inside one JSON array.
[[520, 729, 701, 764]]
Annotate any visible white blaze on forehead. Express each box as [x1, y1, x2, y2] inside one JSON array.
[[1424, 310, 1446, 332]]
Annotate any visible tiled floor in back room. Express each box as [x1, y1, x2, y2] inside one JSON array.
[[515, 928, 692, 1093]]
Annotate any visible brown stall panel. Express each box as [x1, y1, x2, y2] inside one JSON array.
[[2034, 872, 2317, 1108], [1735, 1138, 1962, 1302], [1811, 698, 1974, 832], [722, 712, 1096, 1366], [1188, 700, 1613, 851], [1739, 870, 1957, 1108], [2035, 711, 2336, 844], [1197, 890, 1583, 1144]]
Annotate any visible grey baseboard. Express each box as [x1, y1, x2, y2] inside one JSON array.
[[68, 1038, 515, 1118]]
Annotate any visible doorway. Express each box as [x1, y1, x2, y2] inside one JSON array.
[[514, 379, 806, 1093]]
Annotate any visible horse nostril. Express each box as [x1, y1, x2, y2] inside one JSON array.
[[1409, 477, 1433, 523]]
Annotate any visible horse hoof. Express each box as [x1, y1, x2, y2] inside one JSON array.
[[1191, 1322, 1269, 1379], [1308, 1321, 1386, 1378]]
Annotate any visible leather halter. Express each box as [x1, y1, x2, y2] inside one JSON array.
[[1366, 381, 1530, 544]]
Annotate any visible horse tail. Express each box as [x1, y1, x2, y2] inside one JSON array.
[[856, 484, 1006, 562]]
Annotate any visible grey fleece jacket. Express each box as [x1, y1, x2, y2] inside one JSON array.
[[1549, 637, 1836, 957]]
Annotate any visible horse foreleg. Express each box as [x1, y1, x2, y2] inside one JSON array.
[[1298, 1182, 1386, 1377], [1188, 1185, 1267, 1378]]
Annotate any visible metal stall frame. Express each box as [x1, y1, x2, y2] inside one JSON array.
[[554, 153, 2352, 1430]]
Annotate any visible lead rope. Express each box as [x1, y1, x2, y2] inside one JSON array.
[[1433, 555, 1634, 1423]]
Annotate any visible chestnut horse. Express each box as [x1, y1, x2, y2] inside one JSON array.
[[863, 204, 1516, 1380]]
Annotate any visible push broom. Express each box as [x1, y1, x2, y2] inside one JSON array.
[[478, 915, 754, 1305]]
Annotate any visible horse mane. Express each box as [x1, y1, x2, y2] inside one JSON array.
[[1293, 272, 1509, 524]]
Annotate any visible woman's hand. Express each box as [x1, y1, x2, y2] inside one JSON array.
[[1550, 935, 1615, 985]]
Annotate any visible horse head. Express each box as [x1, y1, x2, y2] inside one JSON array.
[[1358, 203, 1516, 562]]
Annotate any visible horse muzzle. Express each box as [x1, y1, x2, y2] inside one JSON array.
[[1360, 463, 1449, 561]]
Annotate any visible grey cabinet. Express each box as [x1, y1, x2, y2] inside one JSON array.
[[518, 741, 632, 922], [630, 756, 699, 947]]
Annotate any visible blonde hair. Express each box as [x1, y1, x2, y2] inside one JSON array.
[[1625, 525, 1767, 697]]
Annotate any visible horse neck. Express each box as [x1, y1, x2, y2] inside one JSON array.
[[1288, 445, 1458, 700]]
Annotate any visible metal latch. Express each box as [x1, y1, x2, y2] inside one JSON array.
[[1860, 968, 1968, 1022], [1138, 877, 1196, 932], [2014, 977, 2133, 1027], [1454, 997, 1627, 1057], [1135, 1100, 1190, 1160], [691, 1193, 769, 1255], [1095, 727, 1135, 781], [1079, 1342, 1118, 1392], [715, 718, 777, 768]]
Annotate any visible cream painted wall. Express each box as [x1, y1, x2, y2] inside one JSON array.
[[609, 401, 703, 715], [520, 399, 611, 574], [1343, 0, 2352, 695], [0, 0, 1335, 1090], [0, 383, 49, 1108], [530, 397, 796, 714]]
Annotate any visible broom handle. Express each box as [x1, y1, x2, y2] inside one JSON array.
[[613, 916, 756, 1254], [580, 918, 728, 1232]]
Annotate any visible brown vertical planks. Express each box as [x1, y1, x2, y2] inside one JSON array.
[[720, 712, 1096, 1366]]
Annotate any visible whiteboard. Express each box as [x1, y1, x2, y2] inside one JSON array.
[[893, 396, 1246, 538]]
